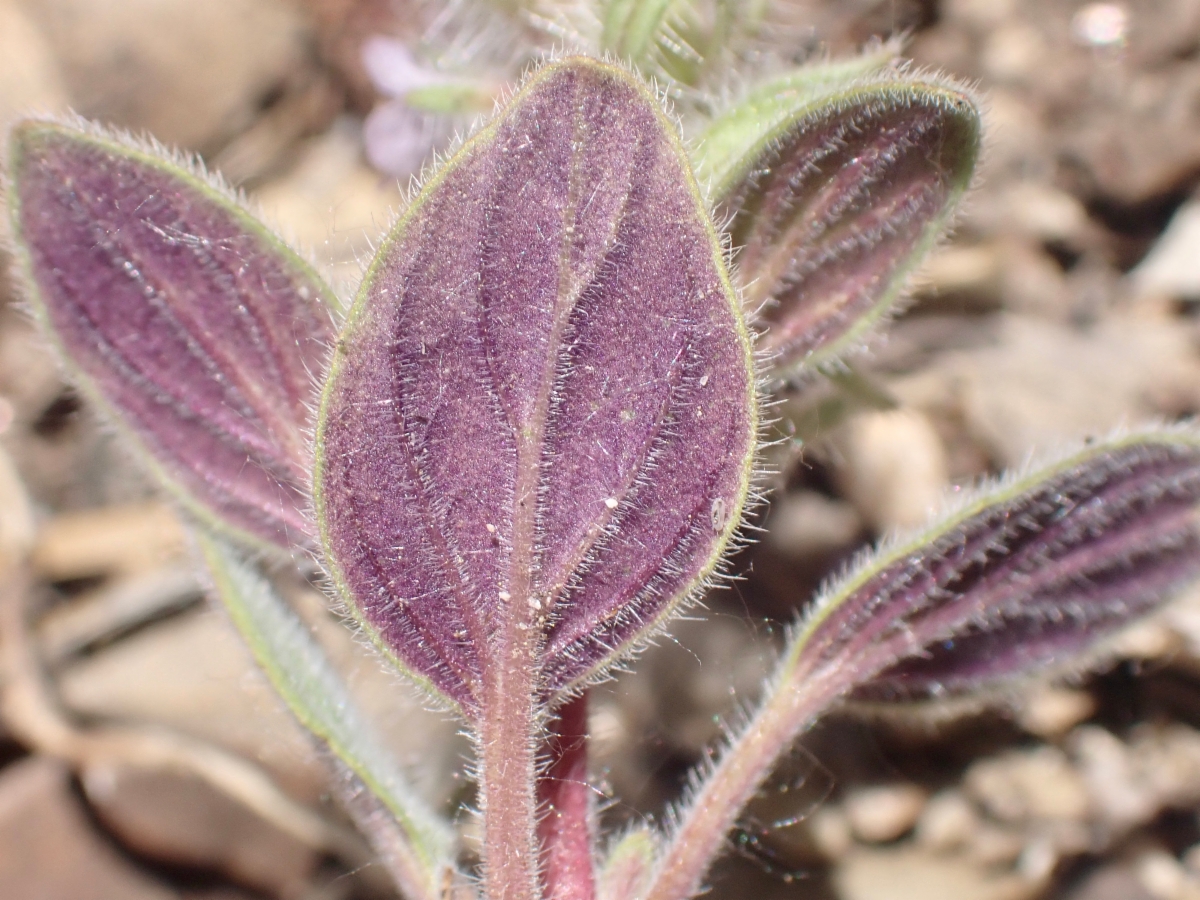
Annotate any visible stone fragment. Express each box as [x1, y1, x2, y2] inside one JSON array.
[[763, 491, 864, 561], [1130, 200, 1200, 302], [0, 756, 177, 900], [82, 763, 317, 898], [252, 120, 403, 288], [965, 745, 1090, 823], [19, 0, 313, 154], [844, 784, 927, 843], [1016, 687, 1096, 739], [31, 503, 187, 582], [835, 845, 1040, 900], [0, 0, 68, 131], [916, 789, 979, 852], [892, 315, 1200, 468], [830, 408, 949, 533]]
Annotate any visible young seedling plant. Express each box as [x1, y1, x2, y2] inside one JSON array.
[[7, 44, 1200, 900]]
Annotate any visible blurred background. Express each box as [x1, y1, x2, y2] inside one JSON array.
[[5, 1, 1200, 898]]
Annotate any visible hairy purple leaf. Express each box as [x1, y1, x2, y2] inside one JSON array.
[[802, 432, 1200, 705], [707, 81, 979, 378], [314, 57, 758, 715], [7, 119, 335, 551], [644, 431, 1200, 900]]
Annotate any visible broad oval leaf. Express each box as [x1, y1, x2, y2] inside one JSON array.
[[7, 119, 335, 551], [314, 58, 758, 716], [708, 81, 979, 379], [791, 431, 1200, 706]]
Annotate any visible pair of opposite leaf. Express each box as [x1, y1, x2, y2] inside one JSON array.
[[8, 54, 1200, 900]]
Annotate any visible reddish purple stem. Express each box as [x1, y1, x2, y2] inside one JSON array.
[[538, 691, 595, 900]]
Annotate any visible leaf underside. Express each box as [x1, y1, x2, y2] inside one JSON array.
[[795, 434, 1200, 706], [315, 58, 757, 715], [8, 121, 333, 551], [718, 83, 979, 377]]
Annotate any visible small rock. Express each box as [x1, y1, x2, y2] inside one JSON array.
[[1003, 182, 1091, 245], [763, 491, 863, 561], [82, 763, 317, 898], [253, 119, 404, 289], [58, 606, 330, 800], [1062, 863, 1157, 900], [1130, 200, 1200, 302], [892, 315, 1200, 468], [809, 805, 854, 860], [982, 22, 1047, 84], [1182, 843, 1200, 878], [58, 601, 463, 809], [0, 756, 177, 900], [1134, 850, 1200, 900], [916, 789, 979, 852], [835, 845, 1040, 900], [844, 784, 928, 843], [969, 825, 1027, 868], [919, 244, 1005, 303], [1017, 838, 1061, 883], [1071, 725, 1154, 829], [1106, 619, 1181, 660], [0, 0, 69, 131], [20, 0, 314, 154], [1017, 687, 1096, 739], [830, 408, 949, 533], [965, 745, 1090, 823], [31, 502, 187, 582]]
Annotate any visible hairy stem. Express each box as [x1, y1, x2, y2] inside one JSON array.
[[480, 627, 543, 900], [643, 663, 845, 900], [538, 691, 595, 900]]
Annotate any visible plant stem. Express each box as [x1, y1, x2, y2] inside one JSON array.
[[642, 663, 845, 900], [480, 626, 543, 900], [538, 692, 595, 900]]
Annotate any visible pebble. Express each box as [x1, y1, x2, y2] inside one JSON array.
[[1131, 200, 1200, 301], [764, 490, 863, 560], [965, 745, 1090, 823], [809, 805, 854, 859], [844, 783, 928, 843], [830, 408, 949, 533], [1134, 850, 1200, 900], [82, 762, 317, 897], [21, 0, 314, 154], [0, 757, 176, 900], [916, 789, 979, 852], [835, 845, 1040, 900], [1017, 686, 1097, 739]]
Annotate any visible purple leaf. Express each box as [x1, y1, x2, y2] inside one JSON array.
[[644, 432, 1200, 900], [800, 432, 1200, 706], [314, 58, 758, 715], [713, 81, 979, 378], [7, 119, 335, 551]]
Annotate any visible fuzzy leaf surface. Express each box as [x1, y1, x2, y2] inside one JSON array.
[[643, 432, 1200, 900], [708, 81, 979, 378], [797, 432, 1200, 705], [7, 120, 334, 550], [315, 58, 757, 715]]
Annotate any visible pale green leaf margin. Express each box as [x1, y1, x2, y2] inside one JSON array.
[[198, 531, 455, 897]]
